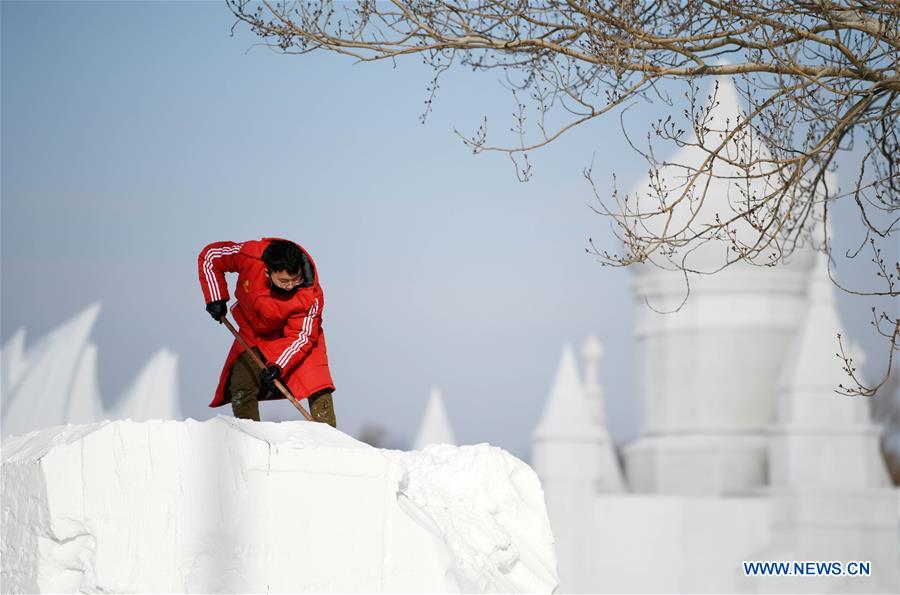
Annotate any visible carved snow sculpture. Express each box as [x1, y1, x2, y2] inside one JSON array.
[[110, 347, 182, 422], [532, 344, 612, 590], [1, 304, 104, 436], [624, 77, 817, 494], [752, 244, 898, 594], [770, 246, 891, 489]]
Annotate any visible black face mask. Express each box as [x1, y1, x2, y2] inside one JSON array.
[[269, 283, 298, 297], [266, 269, 302, 296]]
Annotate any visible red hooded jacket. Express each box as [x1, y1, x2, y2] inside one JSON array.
[[198, 238, 335, 407]]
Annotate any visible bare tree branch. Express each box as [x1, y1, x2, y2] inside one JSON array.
[[228, 0, 900, 395]]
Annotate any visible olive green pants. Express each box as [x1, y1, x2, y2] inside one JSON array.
[[229, 348, 337, 427]]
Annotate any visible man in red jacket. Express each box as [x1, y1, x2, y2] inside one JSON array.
[[198, 238, 336, 426]]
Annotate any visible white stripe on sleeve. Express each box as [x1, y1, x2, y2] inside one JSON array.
[[202, 244, 242, 301], [275, 299, 320, 369]]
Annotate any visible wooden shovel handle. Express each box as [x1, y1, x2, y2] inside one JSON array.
[[221, 316, 313, 421]]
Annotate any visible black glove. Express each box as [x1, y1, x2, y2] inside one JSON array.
[[205, 300, 228, 322], [259, 364, 281, 390]]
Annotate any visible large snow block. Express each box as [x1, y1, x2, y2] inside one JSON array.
[[1, 417, 558, 593]]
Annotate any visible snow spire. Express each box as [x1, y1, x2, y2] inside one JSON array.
[[1, 328, 28, 397], [412, 386, 456, 449], [770, 247, 890, 488], [531, 342, 625, 587], [533, 344, 600, 440], [111, 347, 181, 422], [775, 249, 869, 418], [628, 75, 817, 276]]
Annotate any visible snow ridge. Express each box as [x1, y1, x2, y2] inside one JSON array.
[[1, 418, 558, 593]]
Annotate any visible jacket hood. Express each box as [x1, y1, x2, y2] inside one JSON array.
[[245, 237, 316, 289]]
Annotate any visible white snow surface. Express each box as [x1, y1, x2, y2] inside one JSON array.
[[1, 417, 558, 594]]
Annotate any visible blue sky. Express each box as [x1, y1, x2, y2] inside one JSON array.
[[2, 1, 892, 459], [1, 1, 645, 458]]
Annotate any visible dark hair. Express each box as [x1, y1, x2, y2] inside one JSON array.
[[262, 240, 304, 275]]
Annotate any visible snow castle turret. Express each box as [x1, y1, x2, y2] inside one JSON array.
[[532, 345, 604, 483], [532, 341, 624, 590], [769, 247, 890, 489], [622, 77, 817, 495], [754, 245, 897, 594], [412, 387, 456, 449], [579, 335, 626, 491]]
